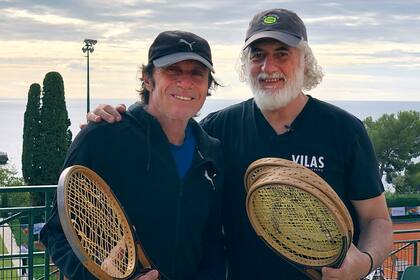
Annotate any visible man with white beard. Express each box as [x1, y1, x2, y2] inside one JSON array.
[[87, 9, 392, 280], [245, 40, 306, 113]]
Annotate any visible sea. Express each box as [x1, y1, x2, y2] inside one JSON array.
[[1, 97, 419, 176]]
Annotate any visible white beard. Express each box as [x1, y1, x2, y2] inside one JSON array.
[[250, 64, 304, 111]]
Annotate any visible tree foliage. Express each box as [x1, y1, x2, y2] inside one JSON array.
[[0, 166, 24, 187], [364, 110, 420, 192], [22, 83, 41, 185], [35, 72, 72, 185], [0, 166, 29, 208], [396, 162, 420, 193]]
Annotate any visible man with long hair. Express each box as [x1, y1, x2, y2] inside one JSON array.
[[41, 30, 225, 280]]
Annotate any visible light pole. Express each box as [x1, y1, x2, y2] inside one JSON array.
[[82, 39, 97, 113]]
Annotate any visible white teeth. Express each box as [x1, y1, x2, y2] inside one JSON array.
[[258, 73, 286, 82], [262, 78, 282, 82], [174, 95, 193, 101]]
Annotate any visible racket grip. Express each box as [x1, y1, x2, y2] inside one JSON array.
[[303, 268, 322, 280]]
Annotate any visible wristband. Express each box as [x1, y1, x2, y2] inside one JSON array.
[[361, 251, 374, 278]]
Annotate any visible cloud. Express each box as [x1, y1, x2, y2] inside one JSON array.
[[1, 0, 420, 101], [104, 9, 154, 17], [143, 0, 168, 3], [95, 22, 135, 38], [0, 8, 89, 26], [305, 14, 380, 26], [314, 41, 420, 67]]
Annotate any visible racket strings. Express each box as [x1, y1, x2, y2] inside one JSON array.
[[245, 158, 353, 270], [66, 172, 134, 277], [251, 185, 344, 265], [246, 160, 354, 242]]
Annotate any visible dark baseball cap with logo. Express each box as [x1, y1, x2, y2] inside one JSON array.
[[244, 9, 307, 49], [148, 30, 214, 73]]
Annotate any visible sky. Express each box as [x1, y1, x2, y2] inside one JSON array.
[[1, 0, 420, 101]]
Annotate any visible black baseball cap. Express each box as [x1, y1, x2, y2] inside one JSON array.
[[244, 9, 307, 49], [148, 30, 214, 73]]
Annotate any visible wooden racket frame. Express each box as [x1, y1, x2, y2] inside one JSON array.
[[245, 158, 353, 238], [57, 165, 152, 280], [244, 158, 354, 280]]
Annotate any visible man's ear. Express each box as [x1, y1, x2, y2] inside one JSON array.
[[142, 74, 154, 92]]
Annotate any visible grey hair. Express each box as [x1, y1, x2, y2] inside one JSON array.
[[236, 40, 324, 91]]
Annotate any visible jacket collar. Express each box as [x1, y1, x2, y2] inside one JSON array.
[[127, 102, 221, 172]]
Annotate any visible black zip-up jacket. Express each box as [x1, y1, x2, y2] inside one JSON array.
[[40, 104, 226, 280]]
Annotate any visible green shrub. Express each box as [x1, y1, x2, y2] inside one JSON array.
[[385, 192, 420, 207]]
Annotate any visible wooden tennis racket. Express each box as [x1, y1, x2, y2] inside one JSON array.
[[245, 158, 354, 280], [57, 165, 155, 280]]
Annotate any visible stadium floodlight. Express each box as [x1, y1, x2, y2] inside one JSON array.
[[82, 39, 97, 113]]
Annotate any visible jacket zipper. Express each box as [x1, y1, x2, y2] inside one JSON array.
[[171, 179, 183, 278], [170, 148, 213, 278]]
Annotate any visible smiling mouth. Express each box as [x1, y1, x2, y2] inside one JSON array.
[[260, 77, 285, 83], [172, 94, 194, 101]]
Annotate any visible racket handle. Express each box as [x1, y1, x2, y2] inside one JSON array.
[[303, 268, 322, 280]]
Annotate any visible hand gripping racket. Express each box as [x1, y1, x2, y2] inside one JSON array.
[[244, 158, 354, 280], [57, 165, 155, 280]]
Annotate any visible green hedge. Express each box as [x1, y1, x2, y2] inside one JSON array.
[[386, 193, 420, 207]]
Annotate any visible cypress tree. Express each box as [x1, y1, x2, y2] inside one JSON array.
[[22, 83, 41, 185], [36, 72, 72, 185]]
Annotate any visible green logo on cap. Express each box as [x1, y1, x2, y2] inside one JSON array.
[[263, 15, 278, 25]]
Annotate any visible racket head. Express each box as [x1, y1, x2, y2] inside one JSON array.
[[245, 158, 353, 240], [245, 158, 353, 269], [57, 165, 138, 280]]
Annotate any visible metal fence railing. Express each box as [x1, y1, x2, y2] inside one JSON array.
[[375, 229, 420, 280], [0, 185, 64, 280]]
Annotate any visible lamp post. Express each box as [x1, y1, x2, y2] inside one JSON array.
[[82, 39, 97, 113]]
